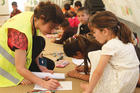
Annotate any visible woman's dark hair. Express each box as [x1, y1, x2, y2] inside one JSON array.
[[74, 1, 82, 7], [63, 35, 102, 74], [89, 11, 133, 44], [34, 1, 64, 24]]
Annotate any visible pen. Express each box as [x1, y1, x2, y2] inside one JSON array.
[[77, 61, 84, 67], [56, 55, 63, 61]]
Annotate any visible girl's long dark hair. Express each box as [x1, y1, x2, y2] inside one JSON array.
[[89, 11, 133, 44], [63, 35, 102, 74]]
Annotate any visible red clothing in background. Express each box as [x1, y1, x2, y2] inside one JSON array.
[[10, 9, 21, 18], [68, 16, 80, 28]]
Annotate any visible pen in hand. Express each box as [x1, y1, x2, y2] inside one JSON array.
[[77, 61, 84, 68]]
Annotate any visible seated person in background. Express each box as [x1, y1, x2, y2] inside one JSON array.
[[62, 3, 75, 14], [84, 0, 105, 15], [53, 19, 77, 44], [64, 10, 80, 28], [63, 35, 102, 81], [76, 7, 90, 35], [74, 1, 82, 13], [10, 1, 21, 18]]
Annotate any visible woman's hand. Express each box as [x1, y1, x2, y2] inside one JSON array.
[[20, 79, 33, 85], [40, 79, 60, 90], [38, 65, 54, 74]]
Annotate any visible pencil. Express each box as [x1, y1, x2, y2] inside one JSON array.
[[77, 61, 84, 67]]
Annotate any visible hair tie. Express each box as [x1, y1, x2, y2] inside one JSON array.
[[117, 22, 121, 29], [72, 35, 78, 39]]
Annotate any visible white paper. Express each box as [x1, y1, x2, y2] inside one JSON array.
[[34, 81, 72, 90], [72, 58, 84, 66], [32, 72, 65, 79]]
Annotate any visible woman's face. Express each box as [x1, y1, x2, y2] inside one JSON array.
[[90, 27, 107, 44], [38, 19, 58, 35]]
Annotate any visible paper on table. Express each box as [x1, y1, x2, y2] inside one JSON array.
[[72, 58, 90, 66], [72, 58, 84, 66], [34, 81, 72, 90], [32, 72, 65, 79]]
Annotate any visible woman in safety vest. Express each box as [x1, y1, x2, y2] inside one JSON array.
[[0, 1, 64, 90]]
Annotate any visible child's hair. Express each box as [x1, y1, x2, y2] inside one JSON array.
[[63, 35, 102, 74], [77, 7, 89, 15], [74, 1, 82, 7], [64, 3, 71, 11], [89, 11, 133, 44], [12, 1, 17, 6], [34, 1, 64, 24], [64, 11, 76, 18]]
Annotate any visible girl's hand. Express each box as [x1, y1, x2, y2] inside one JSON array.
[[75, 65, 84, 72], [39, 65, 54, 74], [67, 70, 89, 81], [80, 83, 92, 93], [40, 79, 60, 90]]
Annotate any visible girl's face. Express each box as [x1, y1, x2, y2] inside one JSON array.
[[77, 11, 89, 24], [37, 19, 58, 35], [90, 27, 107, 44], [73, 51, 84, 59]]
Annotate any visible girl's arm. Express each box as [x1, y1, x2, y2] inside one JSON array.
[[81, 55, 111, 93], [15, 49, 60, 90], [67, 70, 89, 81]]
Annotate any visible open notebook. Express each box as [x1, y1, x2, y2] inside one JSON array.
[[32, 72, 65, 79]]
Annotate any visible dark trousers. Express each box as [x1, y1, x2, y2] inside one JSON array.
[[29, 36, 55, 72]]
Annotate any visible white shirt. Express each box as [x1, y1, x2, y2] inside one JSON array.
[[101, 37, 139, 69], [88, 37, 139, 93]]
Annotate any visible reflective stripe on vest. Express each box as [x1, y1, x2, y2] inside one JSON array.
[[0, 68, 20, 84], [0, 45, 15, 65], [0, 45, 20, 84]]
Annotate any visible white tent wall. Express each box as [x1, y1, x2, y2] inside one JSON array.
[[0, 0, 9, 26], [0, 0, 9, 15], [103, 0, 140, 26], [39, 0, 85, 8], [39, 0, 67, 8], [25, 0, 68, 11]]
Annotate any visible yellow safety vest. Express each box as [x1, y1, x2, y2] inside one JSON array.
[[0, 12, 34, 87]]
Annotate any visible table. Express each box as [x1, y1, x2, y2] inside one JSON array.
[[0, 36, 139, 93]]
